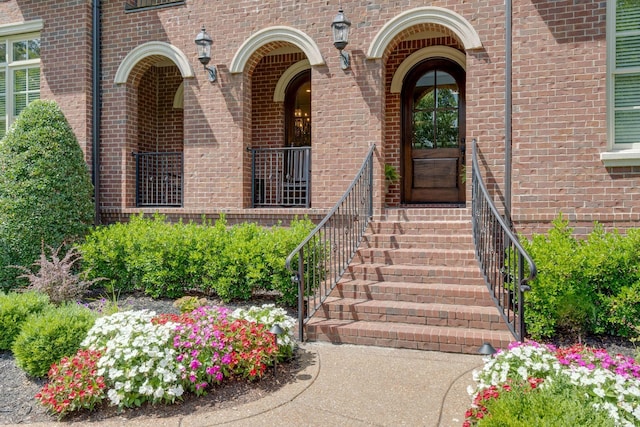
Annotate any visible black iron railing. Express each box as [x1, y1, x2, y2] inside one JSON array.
[[124, 0, 184, 11], [471, 139, 537, 341], [286, 145, 375, 341], [250, 147, 311, 208], [133, 152, 183, 207]]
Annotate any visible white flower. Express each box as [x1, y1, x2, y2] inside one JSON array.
[[517, 366, 528, 380], [229, 304, 297, 355], [107, 389, 121, 406], [154, 387, 165, 399], [82, 310, 182, 408], [167, 385, 184, 397], [469, 342, 640, 427]]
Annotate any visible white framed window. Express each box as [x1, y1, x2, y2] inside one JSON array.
[[602, 1, 640, 166], [0, 26, 41, 139]]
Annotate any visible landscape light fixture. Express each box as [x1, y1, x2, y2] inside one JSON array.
[[331, 8, 351, 70], [478, 342, 497, 356], [194, 25, 217, 82], [269, 324, 285, 378]]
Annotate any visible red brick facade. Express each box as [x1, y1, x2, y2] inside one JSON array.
[[0, 1, 633, 235]]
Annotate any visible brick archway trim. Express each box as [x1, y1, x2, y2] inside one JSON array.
[[367, 7, 482, 59], [114, 41, 194, 84], [230, 26, 324, 74], [390, 46, 466, 93]]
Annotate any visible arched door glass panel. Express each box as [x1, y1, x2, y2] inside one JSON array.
[[286, 72, 311, 147], [412, 70, 459, 149]]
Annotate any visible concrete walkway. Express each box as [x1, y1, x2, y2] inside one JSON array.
[[26, 342, 484, 427]]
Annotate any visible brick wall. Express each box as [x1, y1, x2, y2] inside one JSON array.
[[510, 1, 613, 236], [136, 65, 183, 152], [0, 0, 93, 169], [137, 68, 157, 152], [157, 66, 183, 152], [2, 0, 637, 235]]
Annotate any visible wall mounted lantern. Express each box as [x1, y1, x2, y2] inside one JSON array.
[[331, 8, 351, 70], [194, 26, 217, 82]]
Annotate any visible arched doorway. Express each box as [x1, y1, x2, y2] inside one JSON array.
[[285, 70, 311, 147], [402, 58, 465, 203], [281, 69, 311, 205]]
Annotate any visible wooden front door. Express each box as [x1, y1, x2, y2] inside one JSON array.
[[402, 59, 465, 203]]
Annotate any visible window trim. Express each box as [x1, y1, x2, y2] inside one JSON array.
[[602, 1, 640, 167], [0, 23, 41, 138], [0, 20, 43, 38]]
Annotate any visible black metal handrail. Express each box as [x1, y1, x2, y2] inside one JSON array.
[[133, 151, 183, 207], [471, 139, 537, 341], [286, 145, 375, 341]]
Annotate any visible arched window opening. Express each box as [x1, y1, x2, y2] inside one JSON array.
[[285, 70, 311, 147]]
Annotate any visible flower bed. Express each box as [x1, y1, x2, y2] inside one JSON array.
[[35, 304, 296, 419], [465, 341, 640, 426]]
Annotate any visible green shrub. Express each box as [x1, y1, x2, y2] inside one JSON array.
[[523, 215, 640, 340], [173, 295, 208, 313], [12, 303, 97, 377], [263, 220, 308, 305], [478, 375, 615, 427], [206, 221, 265, 301], [79, 214, 316, 305], [0, 291, 50, 350], [604, 281, 640, 338], [0, 100, 94, 292], [520, 215, 581, 339]]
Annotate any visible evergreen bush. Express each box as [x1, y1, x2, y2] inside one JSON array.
[[12, 303, 97, 378], [0, 100, 94, 292], [79, 214, 316, 305], [0, 291, 50, 350], [477, 374, 615, 427], [522, 215, 640, 340]]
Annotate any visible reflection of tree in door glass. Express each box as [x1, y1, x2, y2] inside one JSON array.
[[412, 71, 459, 149]]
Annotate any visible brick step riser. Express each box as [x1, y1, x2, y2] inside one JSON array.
[[331, 288, 495, 307], [362, 236, 474, 250], [319, 305, 507, 331], [346, 267, 485, 286], [378, 209, 472, 223], [354, 251, 478, 267], [305, 324, 512, 354], [368, 224, 472, 235]]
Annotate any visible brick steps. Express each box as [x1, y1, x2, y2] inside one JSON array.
[[305, 318, 513, 354], [332, 280, 495, 307], [304, 208, 513, 354], [319, 297, 507, 330], [354, 247, 478, 267], [346, 263, 486, 285], [363, 233, 473, 250]]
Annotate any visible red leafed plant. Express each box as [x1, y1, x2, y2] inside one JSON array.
[[220, 318, 278, 381], [35, 349, 106, 418]]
